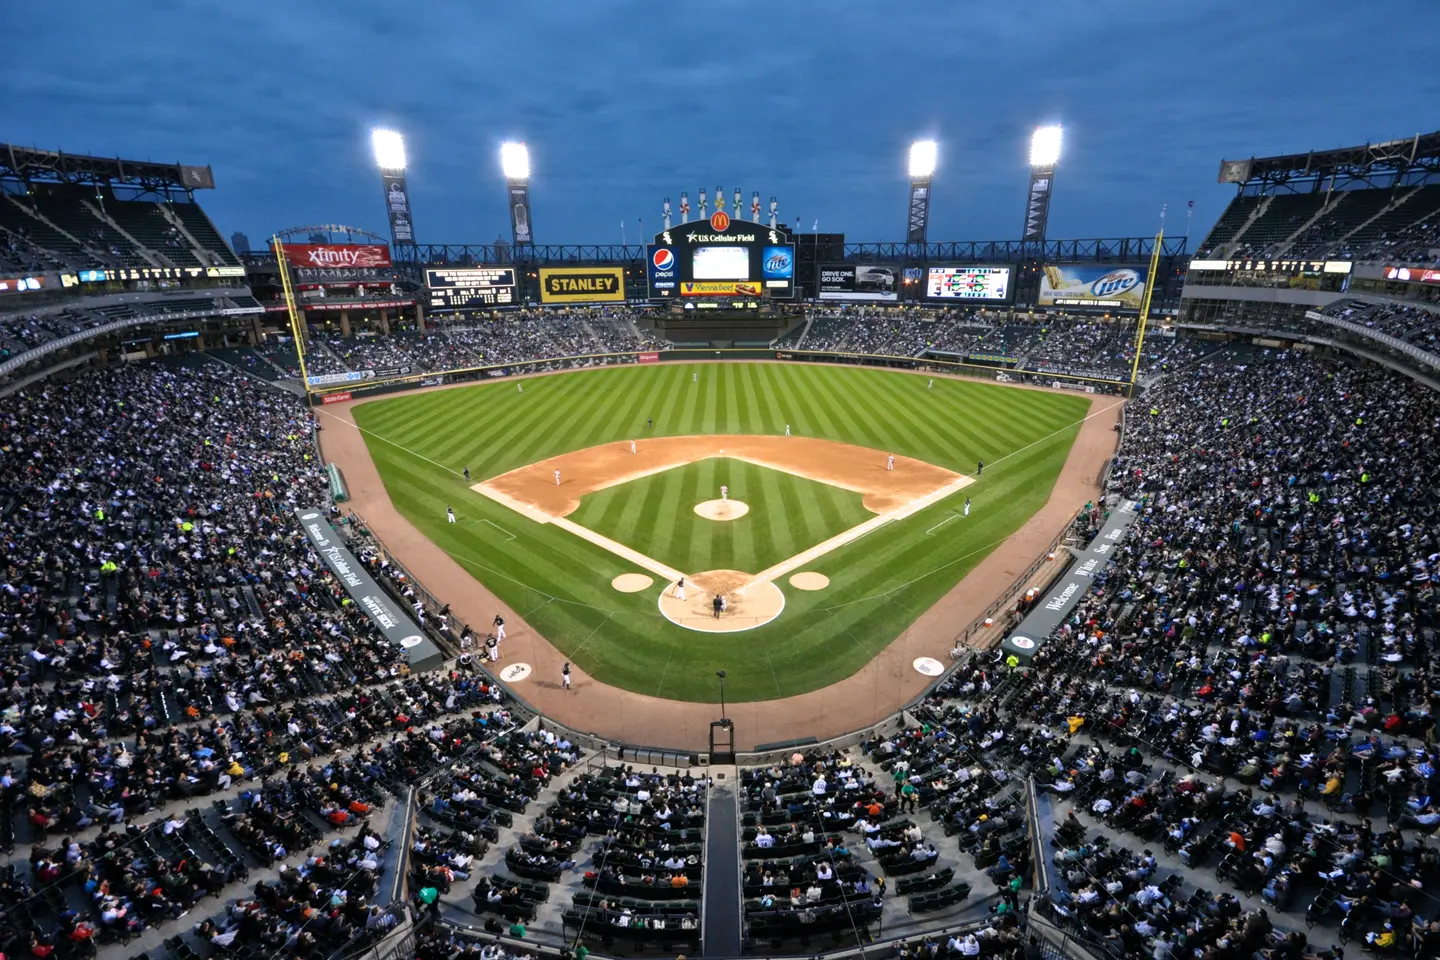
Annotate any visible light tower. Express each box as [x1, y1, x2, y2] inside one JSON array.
[[1022, 125, 1063, 243], [500, 141, 534, 248], [371, 129, 416, 256], [906, 140, 937, 245]]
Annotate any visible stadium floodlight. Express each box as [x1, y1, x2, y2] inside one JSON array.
[[908, 140, 938, 179], [371, 128, 406, 171], [1030, 125, 1063, 168], [500, 141, 531, 181]]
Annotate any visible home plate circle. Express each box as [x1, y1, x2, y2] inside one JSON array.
[[912, 657, 945, 677], [499, 662, 533, 683], [694, 499, 749, 521]]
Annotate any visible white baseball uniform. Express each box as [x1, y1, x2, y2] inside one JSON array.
[[675, 579, 686, 601], [785, 424, 790, 436], [886, 456, 895, 471], [554, 470, 561, 486], [447, 508, 456, 523], [721, 485, 728, 501], [630, 440, 636, 454]]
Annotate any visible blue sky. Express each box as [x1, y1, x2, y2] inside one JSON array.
[[10, 0, 1438, 250]]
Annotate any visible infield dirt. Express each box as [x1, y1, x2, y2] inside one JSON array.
[[317, 363, 1123, 750]]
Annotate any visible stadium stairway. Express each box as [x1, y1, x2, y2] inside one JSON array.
[[702, 773, 742, 956]]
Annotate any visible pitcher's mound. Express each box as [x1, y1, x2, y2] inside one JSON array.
[[790, 572, 830, 591], [694, 499, 749, 521], [611, 573, 654, 593], [658, 570, 784, 633]]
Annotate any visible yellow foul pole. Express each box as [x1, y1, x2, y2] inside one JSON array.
[[271, 235, 313, 401], [1128, 228, 1164, 396]]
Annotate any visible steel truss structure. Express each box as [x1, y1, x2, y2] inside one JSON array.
[[0, 143, 214, 196], [1218, 130, 1440, 195], [397, 236, 1187, 267]]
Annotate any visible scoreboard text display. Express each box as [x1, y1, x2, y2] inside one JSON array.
[[538, 266, 626, 304], [926, 266, 1012, 302], [425, 267, 517, 309], [647, 213, 794, 301]]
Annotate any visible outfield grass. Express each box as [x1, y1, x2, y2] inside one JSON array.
[[351, 362, 1091, 702], [569, 458, 872, 575]]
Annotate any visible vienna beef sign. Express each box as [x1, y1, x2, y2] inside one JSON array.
[[282, 243, 392, 269], [538, 266, 626, 304]]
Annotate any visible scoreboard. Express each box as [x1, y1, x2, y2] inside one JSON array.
[[647, 213, 795, 302], [925, 266, 1012, 302], [425, 267, 517, 309]]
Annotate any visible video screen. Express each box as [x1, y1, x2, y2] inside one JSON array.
[[926, 266, 1011, 301], [692, 246, 751, 280]]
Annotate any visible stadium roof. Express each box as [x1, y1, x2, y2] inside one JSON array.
[[1218, 130, 1440, 190], [0, 143, 215, 190]]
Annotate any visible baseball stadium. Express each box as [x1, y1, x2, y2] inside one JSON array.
[[3, 84, 1440, 960]]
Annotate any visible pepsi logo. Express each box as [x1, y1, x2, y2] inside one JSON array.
[[652, 248, 675, 271], [710, 211, 730, 232], [1089, 270, 1140, 298]]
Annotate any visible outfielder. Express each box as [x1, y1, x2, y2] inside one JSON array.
[[693, 372, 698, 383], [886, 455, 895, 472], [720, 484, 728, 501], [674, 577, 687, 601], [447, 506, 456, 523], [554, 469, 561, 486], [785, 424, 791, 436], [928, 379, 934, 389]]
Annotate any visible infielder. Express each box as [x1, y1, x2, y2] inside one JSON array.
[[964, 497, 971, 517], [630, 440, 637, 455], [674, 577, 687, 601], [886, 455, 895, 472], [784, 424, 791, 436], [554, 469, 561, 486], [493, 614, 506, 642], [720, 484, 728, 501], [447, 506, 456, 523]]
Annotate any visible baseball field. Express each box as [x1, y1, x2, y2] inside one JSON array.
[[347, 362, 1092, 703]]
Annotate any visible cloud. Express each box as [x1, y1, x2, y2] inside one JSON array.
[[8, 0, 1438, 249]]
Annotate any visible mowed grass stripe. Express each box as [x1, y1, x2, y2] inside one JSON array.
[[353, 363, 1095, 701]]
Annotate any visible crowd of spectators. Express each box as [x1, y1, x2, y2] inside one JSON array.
[[1319, 299, 1440, 354]]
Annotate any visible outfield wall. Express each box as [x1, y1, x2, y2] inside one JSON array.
[[306, 347, 1134, 406]]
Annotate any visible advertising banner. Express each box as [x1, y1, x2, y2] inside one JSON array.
[[926, 266, 1011, 301], [1039, 265, 1146, 309], [320, 392, 353, 404], [294, 508, 444, 673], [0, 275, 47, 294], [637, 352, 660, 364], [381, 173, 415, 243], [539, 266, 625, 304], [1384, 265, 1440, 284], [306, 370, 375, 387], [818, 264, 899, 302], [282, 244, 392, 269], [680, 280, 764, 297], [508, 184, 534, 245]]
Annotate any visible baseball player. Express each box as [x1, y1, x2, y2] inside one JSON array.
[[485, 634, 499, 662], [692, 372, 698, 383], [493, 614, 506, 642], [720, 485, 728, 501], [518, 383, 523, 393], [928, 379, 934, 389], [562, 662, 572, 690], [447, 506, 456, 523], [977, 459, 984, 476], [554, 469, 561, 486], [964, 497, 971, 517], [647, 417, 653, 429], [784, 424, 791, 436], [630, 440, 637, 455], [463, 467, 470, 481], [886, 455, 895, 472], [674, 577, 686, 601]]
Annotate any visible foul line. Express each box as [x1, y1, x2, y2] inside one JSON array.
[[985, 397, 1126, 470]]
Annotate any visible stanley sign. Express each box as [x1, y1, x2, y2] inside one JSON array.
[[539, 266, 627, 304]]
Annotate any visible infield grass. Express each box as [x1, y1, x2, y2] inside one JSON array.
[[350, 362, 1093, 702], [569, 459, 872, 575]]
